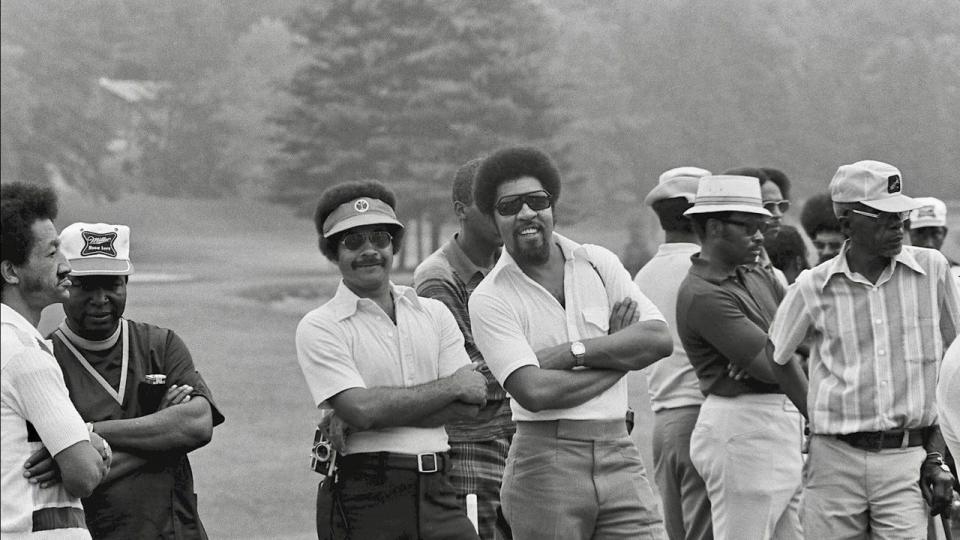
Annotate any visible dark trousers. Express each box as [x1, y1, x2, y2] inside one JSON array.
[[316, 464, 479, 540]]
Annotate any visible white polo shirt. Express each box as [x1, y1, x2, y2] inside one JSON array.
[[295, 282, 471, 455], [470, 233, 664, 422], [2, 303, 91, 539]]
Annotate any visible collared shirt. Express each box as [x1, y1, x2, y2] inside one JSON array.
[[414, 235, 513, 442], [470, 233, 664, 422], [676, 254, 786, 397], [51, 319, 224, 540], [296, 281, 471, 455], [770, 243, 960, 435], [634, 243, 704, 411], [758, 247, 789, 288], [1, 304, 91, 538]]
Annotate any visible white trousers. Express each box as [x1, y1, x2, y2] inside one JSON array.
[[690, 393, 804, 540]]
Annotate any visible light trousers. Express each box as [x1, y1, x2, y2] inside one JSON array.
[[689, 393, 803, 540], [652, 405, 712, 540]]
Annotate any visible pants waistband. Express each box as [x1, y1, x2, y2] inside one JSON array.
[[338, 451, 449, 474], [516, 419, 627, 441], [832, 427, 927, 451]]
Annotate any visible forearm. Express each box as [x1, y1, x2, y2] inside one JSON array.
[[505, 366, 623, 413], [924, 425, 947, 456], [770, 355, 808, 419], [580, 321, 673, 371], [101, 451, 149, 486], [93, 398, 213, 452], [409, 401, 481, 427], [330, 379, 461, 431]]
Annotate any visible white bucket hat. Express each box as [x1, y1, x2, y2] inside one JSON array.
[[683, 175, 772, 217]]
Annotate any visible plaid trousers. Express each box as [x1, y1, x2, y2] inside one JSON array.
[[447, 436, 512, 540]]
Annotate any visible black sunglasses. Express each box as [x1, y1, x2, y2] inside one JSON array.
[[495, 190, 552, 216], [340, 230, 393, 251], [763, 200, 791, 214], [719, 218, 770, 236]]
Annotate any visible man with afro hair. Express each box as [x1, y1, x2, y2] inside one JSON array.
[[296, 179, 487, 539], [469, 146, 672, 539]]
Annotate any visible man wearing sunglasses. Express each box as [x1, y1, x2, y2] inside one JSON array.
[[414, 158, 513, 539], [769, 160, 960, 539], [469, 146, 672, 539], [724, 167, 792, 287], [676, 175, 804, 540], [296, 180, 487, 539]]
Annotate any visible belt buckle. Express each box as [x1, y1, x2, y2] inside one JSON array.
[[417, 453, 439, 473]]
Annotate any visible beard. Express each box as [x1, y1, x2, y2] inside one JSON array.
[[511, 239, 551, 267]]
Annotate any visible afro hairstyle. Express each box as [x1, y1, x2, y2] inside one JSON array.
[[473, 146, 560, 216], [765, 225, 809, 271], [800, 192, 841, 238], [1, 182, 60, 297], [760, 168, 791, 200], [313, 180, 404, 262], [722, 166, 771, 186]]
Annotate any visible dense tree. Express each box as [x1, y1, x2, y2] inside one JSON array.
[[271, 0, 563, 232]]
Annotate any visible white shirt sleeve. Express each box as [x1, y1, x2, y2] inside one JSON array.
[[469, 291, 539, 386], [295, 312, 366, 408], [5, 350, 89, 456], [426, 300, 471, 378]]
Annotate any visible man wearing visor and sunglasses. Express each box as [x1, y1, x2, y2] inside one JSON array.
[[469, 146, 672, 539], [769, 160, 960, 539], [296, 180, 486, 539]]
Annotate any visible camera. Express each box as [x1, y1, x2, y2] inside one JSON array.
[[310, 427, 338, 476]]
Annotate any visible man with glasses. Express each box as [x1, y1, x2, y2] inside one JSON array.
[[768, 160, 960, 538], [469, 146, 672, 539], [677, 175, 804, 540], [724, 167, 792, 286], [800, 192, 844, 264], [296, 180, 487, 539]]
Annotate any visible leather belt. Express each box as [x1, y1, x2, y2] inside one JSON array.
[[835, 427, 926, 451], [338, 451, 447, 474]]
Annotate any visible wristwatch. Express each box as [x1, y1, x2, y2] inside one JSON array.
[[570, 341, 586, 367]]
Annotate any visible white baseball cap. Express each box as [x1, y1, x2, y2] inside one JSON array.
[[829, 160, 923, 213], [908, 197, 947, 229], [59, 222, 134, 276], [683, 175, 772, 217]]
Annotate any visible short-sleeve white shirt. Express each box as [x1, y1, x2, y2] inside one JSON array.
[[2, 303, 91, 538], [295, 282, 471, 455], [470, 233, 665, 422]]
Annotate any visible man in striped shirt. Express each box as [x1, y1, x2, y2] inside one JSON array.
[[769, 160, 960, 538]]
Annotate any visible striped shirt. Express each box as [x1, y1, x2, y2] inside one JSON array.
[[770, 244, 960, 435], [414, 235, 513, 442]]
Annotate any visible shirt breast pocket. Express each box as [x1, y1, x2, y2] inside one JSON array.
[[905, 317, 939, 364], [581, 307, 609, 335]]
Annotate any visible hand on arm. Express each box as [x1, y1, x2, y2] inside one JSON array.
[[328, 363, 486, 431]]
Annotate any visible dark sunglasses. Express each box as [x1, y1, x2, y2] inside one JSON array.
[[495, 190, 552, 216], [340, 230, 393, 251], [719, 218, 770, 236], [763, 200, 791, 214]]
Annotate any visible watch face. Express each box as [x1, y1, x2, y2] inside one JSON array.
[[571, 341, 586, 356]]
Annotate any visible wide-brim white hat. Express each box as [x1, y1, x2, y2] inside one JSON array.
[[644, 166, 711, 206], [683, 175, 772, 217]]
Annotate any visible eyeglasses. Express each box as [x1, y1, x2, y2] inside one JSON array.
[[850, 209, 909, 223], [495, 190, 552, 216], [340, 230, 393, 251], [763, 200, 791, 214], [719, 218, 770, 236]]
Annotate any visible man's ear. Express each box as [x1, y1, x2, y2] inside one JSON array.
[[0, 260, 20, 286], [453, 201, 468, 220]]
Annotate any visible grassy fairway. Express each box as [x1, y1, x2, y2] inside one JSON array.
[[47, 192, 655, 539]]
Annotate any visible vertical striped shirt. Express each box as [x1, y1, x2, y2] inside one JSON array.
[[770, 244, 960, 435]]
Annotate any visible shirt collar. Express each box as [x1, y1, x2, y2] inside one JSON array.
[[490, 232, 581, 282], [442, 234, 496, 282], [1, 303, 44, 342], [655, 242, 700, 256], [688, 252, 738, 284], [820, 240, 926, 290], [327, 280, 421, 321]]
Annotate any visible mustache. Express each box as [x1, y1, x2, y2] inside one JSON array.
[[57, 270, 72, 282], [352, 256, 385, 269]]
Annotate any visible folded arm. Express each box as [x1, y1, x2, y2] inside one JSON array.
[[502, 365, 623, 413], [93, 392, 213, 452]]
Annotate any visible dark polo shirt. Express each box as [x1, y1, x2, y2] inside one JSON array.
[[676, 254, 786, 397]]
